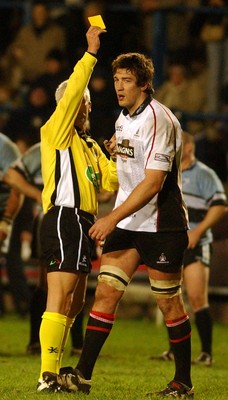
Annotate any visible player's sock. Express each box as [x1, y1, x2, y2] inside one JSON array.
[[39, 311, 67, 378], [76, 310, 115, 379], [195, 307, 213, 355], [166, 314, 192, 387]]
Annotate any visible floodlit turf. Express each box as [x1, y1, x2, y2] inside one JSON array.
[[0, 314, 227, 399]]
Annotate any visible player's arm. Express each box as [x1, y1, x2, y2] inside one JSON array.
[[42, 26, 104, 149], [4, 167, 42, 204], [89, 168, 167, 241]]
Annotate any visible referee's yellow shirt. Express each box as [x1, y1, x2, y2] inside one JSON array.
[[41, 52, 118, 215]]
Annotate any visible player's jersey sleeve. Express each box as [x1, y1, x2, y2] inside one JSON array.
[[144, 102, 182, 172]]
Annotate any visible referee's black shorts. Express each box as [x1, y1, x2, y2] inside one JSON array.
[[40, 206, 95, 273], [103, 227, 188, 273]]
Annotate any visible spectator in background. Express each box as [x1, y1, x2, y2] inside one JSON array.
[[99, 0, 144, 61], [138, 0, 193, 60], [59, 0, 143, 69], [53, 0, 106, 67], [154, 63, 192, 109], [0, 42, 24, 97], [200, 0, 228, 112], [4, 80, 54, 152], [0, 6, 22, 57], [50, 1, 86, 69], [35, 48, 71, 101], [154, 61, 207, 134], [0, 0, 66, 89]]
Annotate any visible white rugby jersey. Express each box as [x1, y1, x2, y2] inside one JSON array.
[[114, 97, 188, 232]]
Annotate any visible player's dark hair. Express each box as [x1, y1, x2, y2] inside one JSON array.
[[112, 53, 154, 95]]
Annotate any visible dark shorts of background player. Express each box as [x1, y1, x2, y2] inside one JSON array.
[[103, 228, 188, 273], [31, 211, 44, 259], [40, 206, 95, 273], [183, 242, 212, 268]]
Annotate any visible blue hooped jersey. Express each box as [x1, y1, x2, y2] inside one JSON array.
[[0, 133, 20, 215], [182, 160, 227, 244], [10, 142, 43, 191]]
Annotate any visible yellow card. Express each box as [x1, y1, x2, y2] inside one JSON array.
[[88, 15, 106, 30]]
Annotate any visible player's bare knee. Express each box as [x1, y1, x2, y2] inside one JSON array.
[[189, 296, 206, 312]]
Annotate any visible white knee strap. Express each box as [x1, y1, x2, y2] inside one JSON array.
[[98, 265, 130, 291], [149, 278, 182, 298]]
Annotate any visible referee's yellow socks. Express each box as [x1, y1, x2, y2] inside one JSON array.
[[39, 311, 68, 378]]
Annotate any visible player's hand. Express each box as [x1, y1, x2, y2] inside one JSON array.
[[89, 214, 116, 241], [0, 220, 12, 242], [104, 134, 116, 160], [86, 26, 106, 55], [187, 228, 202, 249]]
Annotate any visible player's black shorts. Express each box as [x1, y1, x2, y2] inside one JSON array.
[[40, 206, 95, 273], [103, 228, 188, 273], [183, 243, 212, 268]]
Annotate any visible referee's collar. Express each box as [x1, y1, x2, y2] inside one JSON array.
[[123, 95, 152, 117]]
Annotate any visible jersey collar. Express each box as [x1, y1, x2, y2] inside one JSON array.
[[123, 95, 152, 117]]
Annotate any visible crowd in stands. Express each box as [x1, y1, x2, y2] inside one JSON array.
[[0, 0, 227, 316]]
